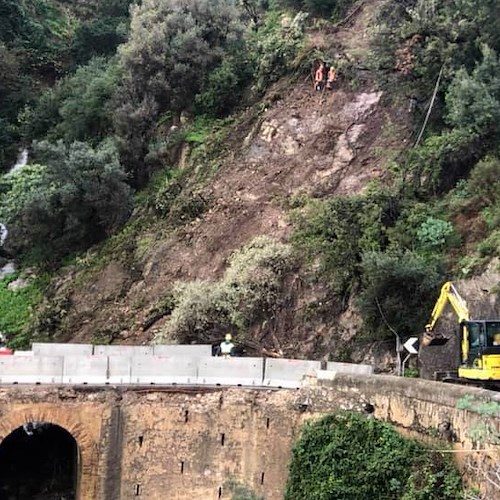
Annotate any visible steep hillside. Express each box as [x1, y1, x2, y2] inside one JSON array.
[[2, 0, 499, 371], [45, 1, 411, 360]]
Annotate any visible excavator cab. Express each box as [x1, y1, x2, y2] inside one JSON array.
[[463, 320, 500, 359], [459, 320, 500, 382]]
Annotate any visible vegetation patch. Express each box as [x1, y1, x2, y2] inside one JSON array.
[[156, 236, 295, 344], [0, 273, 46, 349], [285, 412, 463, 500]]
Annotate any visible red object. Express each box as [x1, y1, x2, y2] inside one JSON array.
[[0, 347, 13, 355]]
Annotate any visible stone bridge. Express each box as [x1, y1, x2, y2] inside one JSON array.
[[0, 373, 498, 500]]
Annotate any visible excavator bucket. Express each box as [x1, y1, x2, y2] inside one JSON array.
[[421, 331, 450, 347]]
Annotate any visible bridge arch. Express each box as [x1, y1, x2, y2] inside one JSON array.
[[0, 408, 99, 500]]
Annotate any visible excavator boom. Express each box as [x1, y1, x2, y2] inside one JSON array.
[[423, 281, 470, 346]]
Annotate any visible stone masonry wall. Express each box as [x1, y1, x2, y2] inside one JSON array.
[[0, 375, 498, 499]]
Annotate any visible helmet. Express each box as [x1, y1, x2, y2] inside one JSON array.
[[225, 334, 232, 342]]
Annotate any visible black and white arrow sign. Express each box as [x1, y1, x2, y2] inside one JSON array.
[[403, 337, 419, 355]]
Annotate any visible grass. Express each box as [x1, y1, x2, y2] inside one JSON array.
[[0, 273, 48, 349]]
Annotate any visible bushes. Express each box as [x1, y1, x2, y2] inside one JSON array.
[[467, 157, 500, 207], [285, 412, 462, 500], [157, 236, 294, 343], [0, 274, 46, 349], [114, 0, 246, 183], [0, 140, 132, 265], [26, 57, 122, 144], [446, 46, 500, 141], [249, 10, 306, 92], [280, 0, 353, 19], [417, 217, 457, 254], [358, 251, 442, 340], [291, 193, 392, 296]]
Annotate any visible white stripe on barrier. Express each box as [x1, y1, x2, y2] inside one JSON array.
[[153, 344, 212, 357], [326, 361, 374, 375], [94, 345, 153, 356]]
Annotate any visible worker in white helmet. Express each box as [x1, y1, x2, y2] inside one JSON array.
[[219, 333, 235, 358]]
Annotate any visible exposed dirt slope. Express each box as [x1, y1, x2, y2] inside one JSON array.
[[54, 1, 414, 357]]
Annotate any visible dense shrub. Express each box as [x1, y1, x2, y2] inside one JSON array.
[[467, 157, 500, 206], [446, 46, 500, 143], [280, 0, 353, 19], [400, 129, 481, 196], [416, 217, 457, 254], [291, 193, 393, 296], [26, 57, 121, 144], [115, 0, 246, 184], [195, 55, 252, 117], [157, 236, 294, 343], [358, 251, 442, 340], [72, 0, 133, 62], [249, 10, 306, 92], [285, 412, 463, 500], [0, 140, 132, 265]]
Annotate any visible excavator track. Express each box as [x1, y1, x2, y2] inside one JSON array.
[[442, 376, 500, 392]]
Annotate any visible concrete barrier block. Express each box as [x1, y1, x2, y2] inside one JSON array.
[[108, 356, 131, 384], [263, 358, 321, 388], [0, 356, 63, 384], [32, 343, 93, 356], [197, 357, 264, 386], [153, 344, 212, 357], [62, 356, 108, 384], [13, 351, 34, 356], [94, 345, 153, 357], [326, 361, 374, 376], [131, 356, 198, 384]]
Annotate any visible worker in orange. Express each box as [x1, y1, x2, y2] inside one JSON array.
[[314, 62, 325, 91], [326, 65, 336, 90]]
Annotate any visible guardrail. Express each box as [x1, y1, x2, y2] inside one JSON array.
[[0, 344, 374, 388]]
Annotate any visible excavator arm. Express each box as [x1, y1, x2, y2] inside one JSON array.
[[423, 281, 470, 346]]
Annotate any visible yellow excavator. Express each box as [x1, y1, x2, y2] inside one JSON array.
[[422, 281, 500, 388]]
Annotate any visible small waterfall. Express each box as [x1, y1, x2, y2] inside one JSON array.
[[9, 148, 28, 174], [0, 223, 7, 246], [0, 209, 15, 280], [0, 148, 28, 279]]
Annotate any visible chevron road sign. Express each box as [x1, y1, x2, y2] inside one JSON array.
[[403, 337, 419, 355]]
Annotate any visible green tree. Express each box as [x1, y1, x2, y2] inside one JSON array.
[[417, 217, 456, 253], [446, 45, 500, 141], [24, 57, 121, 144], [292, 194, 391, 296], [0, 140, 132, 264], [115, 0, 245, 184], [358, 251, 442, 339], [71, 0, 133, 65]]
